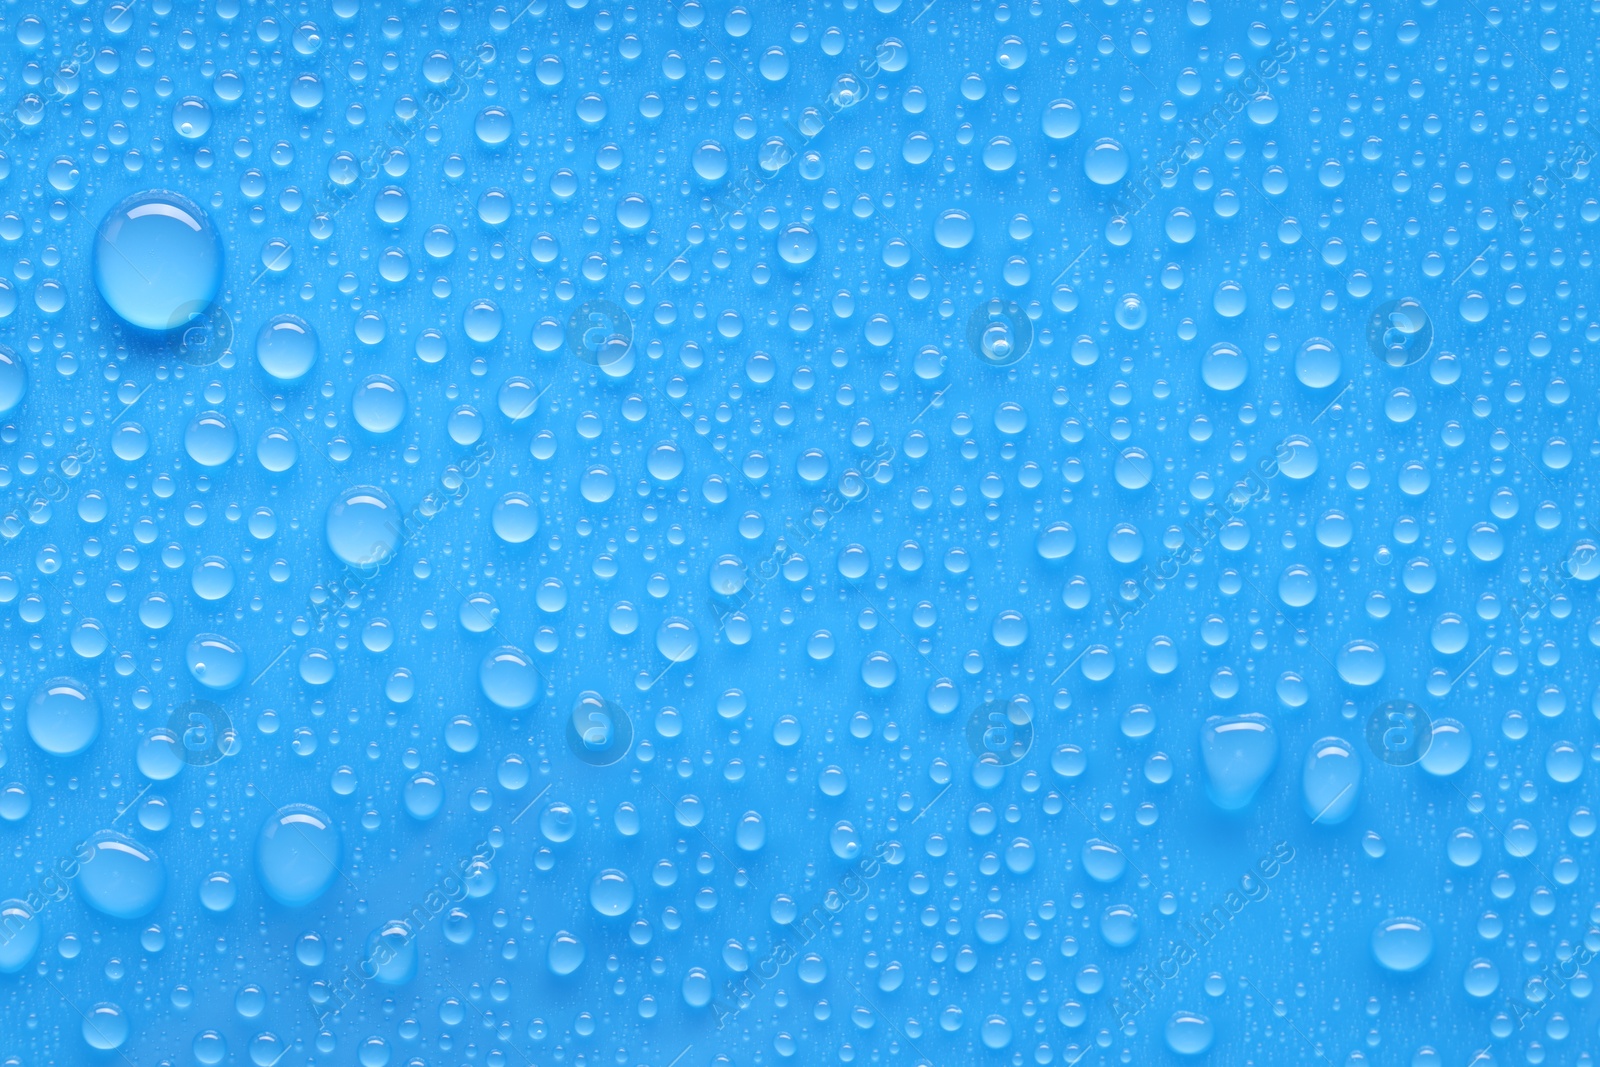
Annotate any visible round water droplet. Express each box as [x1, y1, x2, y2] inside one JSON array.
[[778, 223, 817, 265], [479, 646, 541, 710], [1295, 337, 1340, 388], [1165, 1012, 1214, 1056], [933, 209, 974, 249], [1036, 522, 1076, 560], [27, 677, 100, 756], [1420, 718, 1471, 776], [325, 486, 401, 568], [256, 427, 298, 472], [463, 299, 503, 342], [656, 617, 700, 663], [255, 314, 319, 381], [647, 441, 685, 481], [82, 1002, 130, 1051], [992, 610, 1028, 648], [77, 832, 166, 919], [1336, 639, 1385, 686], [1201, 342, 1248, 391], [186, 633, 246, 690], [1100, 904, 1139, 947], [403, 773, 443, 821], [93, 191, 224, 332], [590, 869, 635, 916], [199, 871, 236, 913], [352, 375, 407, 433], [1371, 917, 1433, 973], [491, 492, 539, 544], [1463, 958, 1499, 997], [1042, 98, 1081, 139], [172, 96, 212, 139], [1081, 839, 1126, 883], [1084, 138, 1129, 184], [692, 140, 728, 180], [861, 650, 898, 688], [366, 921, 418, 985], [256, 804, 342, 907], [184, 411, 237, 466]]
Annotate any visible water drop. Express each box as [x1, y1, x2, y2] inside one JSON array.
[[1302, 737, 1361, 825], [1371, 917, 1433, 973], [93, 191, 223, 331], [325, 486, 401, 568], [27, 677, 99, 756], [256, 314, 320, 381], [1200, 714, 1278, 811], [77, 832, 166, 918], [256, 804, 342, 907]]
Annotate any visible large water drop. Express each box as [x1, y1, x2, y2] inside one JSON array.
[[256, 804, 343, 907], [27, 677, 100, 756], [1301, 737, 1362, 824], [326, 486, 402, 568], [76, 832, 167, 919], [93, 190, 224, 331], [1371, 917, 1433, 973], [1200, 714, 1278, 811]]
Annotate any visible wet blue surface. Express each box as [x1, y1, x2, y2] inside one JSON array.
[[0, 1, 1598, 1065]]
